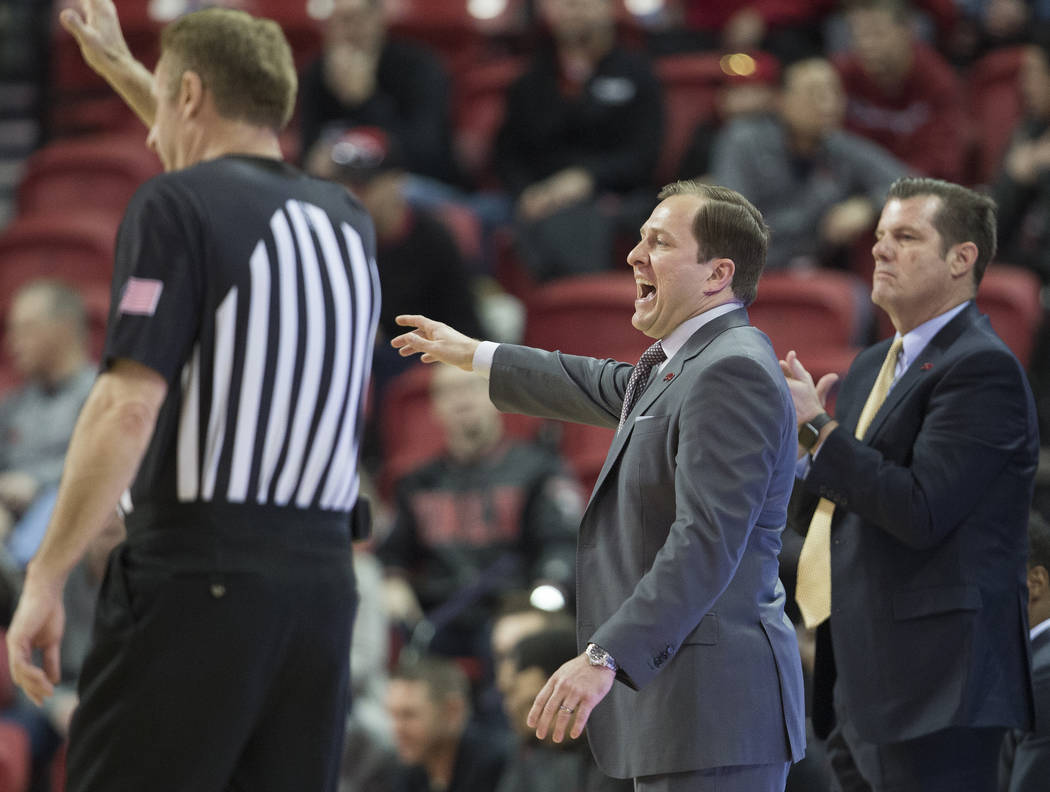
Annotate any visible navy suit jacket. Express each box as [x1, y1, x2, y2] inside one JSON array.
[[490, 309, 806, 778], [796, 302, 1038, 743]]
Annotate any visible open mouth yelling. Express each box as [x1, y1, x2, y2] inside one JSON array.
[[636, 280, 656, 303]]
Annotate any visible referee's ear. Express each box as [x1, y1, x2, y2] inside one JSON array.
[[178, 69, 206, 120]]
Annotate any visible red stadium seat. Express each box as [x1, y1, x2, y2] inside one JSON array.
[[18, 135, 162, 218], [749, 270, 867, 412], [0, 212, 118, 310], [653, 52, 724, 185], [0, 722, 30, 792], [975, 264, 1044, 368], [522, 272, 649, 488], [749, 270, 864, 354], [966, 45, 1025, 186], [522, 271, 649, 361], [452, 56, 526, 188], [385, 0, 529, 74]]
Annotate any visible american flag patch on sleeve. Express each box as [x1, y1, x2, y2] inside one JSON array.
[[118, 277, 164, 316]]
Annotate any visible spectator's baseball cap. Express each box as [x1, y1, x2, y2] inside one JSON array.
[[329, 126, 405, 183]]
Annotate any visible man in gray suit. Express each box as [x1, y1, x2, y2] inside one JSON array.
[[392, 181, 806, 791]]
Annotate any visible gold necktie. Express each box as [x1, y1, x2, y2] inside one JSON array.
[[795, 337, 903, 628]]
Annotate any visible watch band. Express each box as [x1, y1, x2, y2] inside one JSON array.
[[585, 642, 618, 672], [798, 412, 833, 451]]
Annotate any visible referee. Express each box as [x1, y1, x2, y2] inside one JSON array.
[[6, 4, 380, 791]]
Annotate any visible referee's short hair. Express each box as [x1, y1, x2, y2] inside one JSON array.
[[160, 7, 297, 130]]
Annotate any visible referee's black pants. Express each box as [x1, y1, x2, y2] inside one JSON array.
[[65, 508, 357, 792]]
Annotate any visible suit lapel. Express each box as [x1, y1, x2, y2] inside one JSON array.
[[861, 303, 982, 442], [588, 309, 751, 499]]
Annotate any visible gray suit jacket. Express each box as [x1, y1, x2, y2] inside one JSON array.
[[489, 309, 806, 778]]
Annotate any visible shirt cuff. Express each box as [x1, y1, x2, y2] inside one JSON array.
[[795, 453, 812, 480], [472, 341, 500, 380]]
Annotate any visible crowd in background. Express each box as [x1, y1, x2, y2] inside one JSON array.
[[2, 0, 1050, 790]]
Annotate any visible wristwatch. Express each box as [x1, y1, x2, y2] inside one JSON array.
[[585, 643, 618, 672], [798, 412, 833, 452]]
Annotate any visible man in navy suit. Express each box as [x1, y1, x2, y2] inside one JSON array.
[[781, 177, 1039, 791], [999, 511, 1050, 791]]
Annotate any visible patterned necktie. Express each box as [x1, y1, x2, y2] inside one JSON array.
[[795, 336, 904, 628], [618, 341, 666, 431]]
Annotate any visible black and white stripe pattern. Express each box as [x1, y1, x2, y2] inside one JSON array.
[[175, 199, 379, 512]]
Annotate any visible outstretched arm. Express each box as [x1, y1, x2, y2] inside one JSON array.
[[390, 314, 482, 371], [60, 0, 156, 127]]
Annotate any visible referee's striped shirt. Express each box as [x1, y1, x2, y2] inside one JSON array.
[[104, 156, 380, 519]]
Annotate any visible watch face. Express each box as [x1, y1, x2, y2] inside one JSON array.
[[798, 423, 819, 449]]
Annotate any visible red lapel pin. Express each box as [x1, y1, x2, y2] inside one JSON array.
[[920, 363, 933, 371], [663, 372, 675, 382]]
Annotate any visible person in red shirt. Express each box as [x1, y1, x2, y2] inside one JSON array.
[[834, 0, 968, 182]]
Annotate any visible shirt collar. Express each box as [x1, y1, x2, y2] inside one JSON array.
[[894, 300, 970, 377], [660, 301, 744, 364], [1031, 617, 1050, 642]]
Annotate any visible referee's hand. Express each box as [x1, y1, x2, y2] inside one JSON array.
[[391, 315, 481, 371], [6, 572, 65, 706], [59, 0, 132, 80]]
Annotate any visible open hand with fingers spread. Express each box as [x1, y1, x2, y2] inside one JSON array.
[[390, 315, 480, 371]]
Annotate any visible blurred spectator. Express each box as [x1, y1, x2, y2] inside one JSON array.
[[711, 57, 907, 273], [298, 0, 461, 186], [490, 593, 575, 702], [676, 50, 780, 181], [0, 281, 95, 575], [496, 628, 633, 792], [833, 0, 968, 182], [992, 38, 1050, 442], [679, 0, 836, 63], [307, 126, 484, 395], [948, 0, 1038, 64], [998, 511, 1050, 791], [378, 364, 581, 665], [338, 544, 402, 792], [386, 655, 508, 792], [991, 38, 1050, 285], [494, 0, 663, 281]]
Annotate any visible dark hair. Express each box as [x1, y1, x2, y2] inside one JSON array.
[[1029, 511, 1050, 572], [391, 655, 471, 704], [656, 180, 769, 305], [512, 628, 578, 678], [160, 8, 297, 130], [886, 177, 997, 286]]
